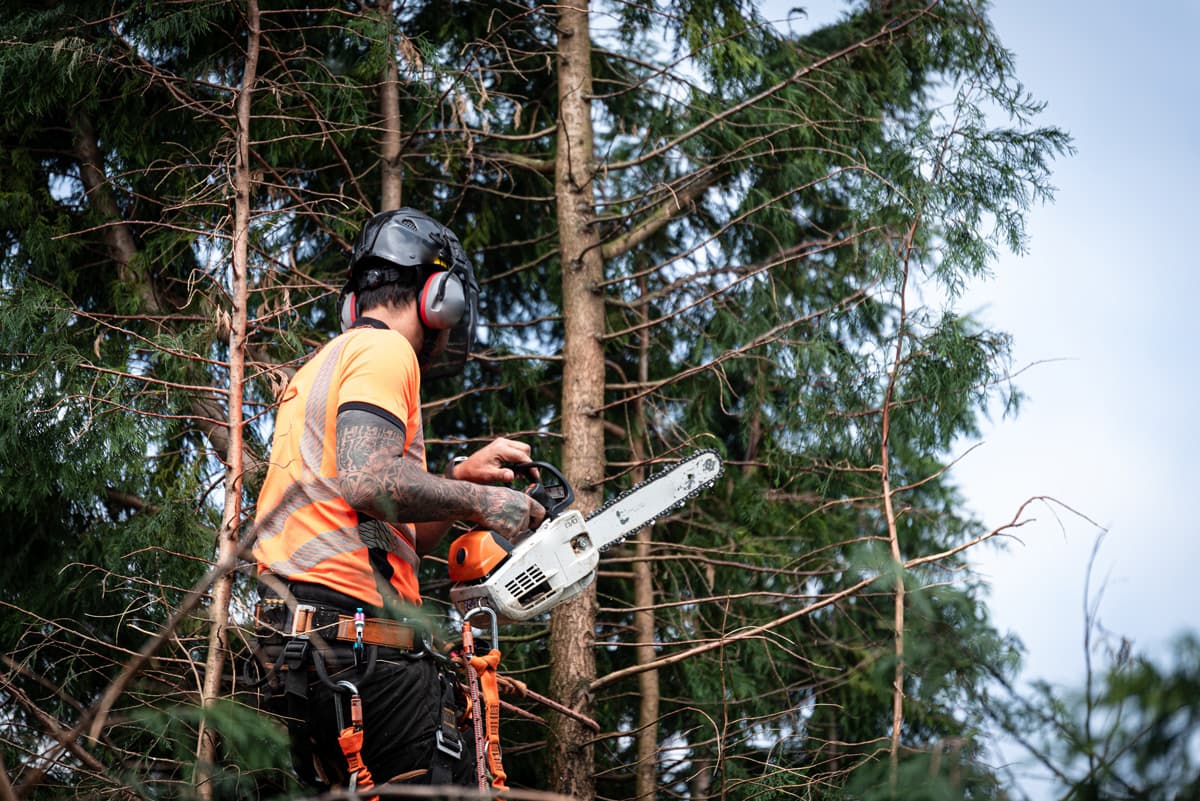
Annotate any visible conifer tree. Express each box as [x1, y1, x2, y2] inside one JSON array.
[[423, 2, 1069, 797], [0, 1, 1071, 799]]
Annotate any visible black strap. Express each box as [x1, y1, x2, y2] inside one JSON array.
[[311, 641, 379, 689], [430, 671, 464, 784], [270, 636, 382, 788], [279, 639, 322, 788]]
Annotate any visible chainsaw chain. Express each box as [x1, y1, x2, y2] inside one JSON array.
[[587, 449, 724, 552]]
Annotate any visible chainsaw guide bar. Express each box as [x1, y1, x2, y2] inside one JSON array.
[[585, 448, 725, 551]]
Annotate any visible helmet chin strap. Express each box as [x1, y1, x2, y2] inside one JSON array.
[[419, 326, 452, 366]]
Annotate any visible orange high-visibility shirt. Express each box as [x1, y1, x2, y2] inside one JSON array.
[[252, 322, 426, 607]]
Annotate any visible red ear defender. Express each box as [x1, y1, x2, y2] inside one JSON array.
[[418, 270, 468, 330]]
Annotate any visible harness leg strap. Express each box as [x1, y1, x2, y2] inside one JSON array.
[[430, 671, 464, 784], [278, 638, 323, 789]]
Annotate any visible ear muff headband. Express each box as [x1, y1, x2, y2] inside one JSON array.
[[419, 270, 468, 330]]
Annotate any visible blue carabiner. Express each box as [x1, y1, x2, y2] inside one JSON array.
[[353, 607, 365, 663]]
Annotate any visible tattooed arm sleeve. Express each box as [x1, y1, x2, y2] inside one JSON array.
[[334, 407, 536, 541]]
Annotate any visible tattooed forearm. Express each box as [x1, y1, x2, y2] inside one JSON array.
[[335, 409, 534, 538]]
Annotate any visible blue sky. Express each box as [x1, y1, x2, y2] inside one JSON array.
[[951, 0, 1200, 790], [936, 0, 1200, 786], [957, 0, 1199, 688], [762, 0, 1199, 793]]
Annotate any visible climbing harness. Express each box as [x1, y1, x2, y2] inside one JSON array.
[[258, 602, 383, 789], [253, 590, 610, 793], [254, 591, 464, 789]]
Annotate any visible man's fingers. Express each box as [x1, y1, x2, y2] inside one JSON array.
[[528, 496, 546, 527], [483, 485, 543, 539], [489, 437, 532, 464], [456, 439, 540, 487]]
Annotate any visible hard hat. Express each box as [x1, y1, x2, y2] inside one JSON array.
[[339, 207, 480, 380]]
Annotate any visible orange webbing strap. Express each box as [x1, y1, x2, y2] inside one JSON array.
[[468, 649, 507, 790], [337, 692, 378, 800]]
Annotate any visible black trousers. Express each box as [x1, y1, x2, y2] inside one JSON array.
[[256, 584, 476, 789], [297, 653, 476, 787]]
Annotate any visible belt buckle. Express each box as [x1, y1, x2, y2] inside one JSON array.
[[254, 598, 286, 631], [291, 604, 317, 639], [435, 726, 463, 760]]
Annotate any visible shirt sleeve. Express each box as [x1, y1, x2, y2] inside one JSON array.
[[335, 329, 422, 452]]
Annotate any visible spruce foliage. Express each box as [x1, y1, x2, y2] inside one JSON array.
[[0, 1, 1076, 799]]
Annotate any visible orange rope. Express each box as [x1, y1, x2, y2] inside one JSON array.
[[468, 648, 507, 790], [461, 621, 488, 790], [337, 693, 378, 800]]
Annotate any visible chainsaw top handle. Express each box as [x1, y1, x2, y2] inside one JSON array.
[[507, 461, 575, 519]]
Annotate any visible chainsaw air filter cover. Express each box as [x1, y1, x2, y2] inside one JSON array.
[[447, 529, 514, 584]]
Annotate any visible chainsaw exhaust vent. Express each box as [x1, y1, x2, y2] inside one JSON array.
[[506, 564, 553, 609]]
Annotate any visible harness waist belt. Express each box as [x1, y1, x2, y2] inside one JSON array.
[[255, 598, 417, 650]]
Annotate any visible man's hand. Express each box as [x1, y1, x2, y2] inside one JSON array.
[[448, 438, 545, 538], [478, 485, 546, 540], [449, 437, 536, 485]]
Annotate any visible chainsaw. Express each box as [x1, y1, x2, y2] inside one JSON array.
[[447, 450, 724, 622]]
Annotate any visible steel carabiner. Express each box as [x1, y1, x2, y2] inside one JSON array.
[[333, 679, 361, 733]]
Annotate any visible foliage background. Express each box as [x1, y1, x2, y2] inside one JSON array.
[[2, 1, 1195, 800]]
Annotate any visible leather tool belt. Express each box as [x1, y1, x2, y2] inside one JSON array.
[[255, 596, 417, 651]]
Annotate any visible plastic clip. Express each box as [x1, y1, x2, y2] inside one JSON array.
[[353, 607, 365, 664]]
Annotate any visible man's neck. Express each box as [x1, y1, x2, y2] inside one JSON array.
[[359, 302, 423, 352]]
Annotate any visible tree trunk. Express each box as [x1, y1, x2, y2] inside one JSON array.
[[72, 112, 153, 309], [550, 1, 602, 798], [377, 0, 402, 211], [196, 1, 259, 794], [632, 277, 659, 801], [883, 224, 918, 789], [633, 523, 659, 801]]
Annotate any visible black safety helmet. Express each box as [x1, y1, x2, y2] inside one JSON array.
[[339, 207, 480, 380]]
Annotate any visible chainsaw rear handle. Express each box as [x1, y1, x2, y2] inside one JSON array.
[[507, 461, 574, 520]]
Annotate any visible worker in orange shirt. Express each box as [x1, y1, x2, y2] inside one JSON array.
[[251, 207, 544, 790]]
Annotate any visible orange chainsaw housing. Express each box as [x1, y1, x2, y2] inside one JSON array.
[[448, 530, 514, 583]]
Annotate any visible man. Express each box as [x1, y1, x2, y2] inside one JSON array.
[[251, 207, 544, 790]]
